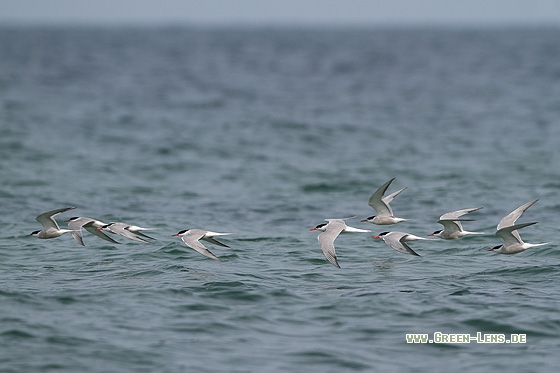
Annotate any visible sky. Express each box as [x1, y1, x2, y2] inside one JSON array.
[[1, 0, 560, 27]]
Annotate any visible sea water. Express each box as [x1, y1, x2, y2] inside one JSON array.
[[1, 26, 560, 372]]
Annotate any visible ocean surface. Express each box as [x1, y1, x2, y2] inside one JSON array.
[[1, 25, 560, 372]]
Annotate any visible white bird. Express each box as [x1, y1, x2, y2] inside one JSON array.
[[98, 222, 156, 243], [373, 231, 430, 256], [173, 229, 231, 261], [28, 207, 77, 239], [488, 222, 549, 254], [310, 218, 371, 268], [65, 216, 120, 246], [429, 207, 485, 239], [488, 200, 550, 254], [361, 178, 409, 225]]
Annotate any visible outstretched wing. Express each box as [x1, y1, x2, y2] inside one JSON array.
[[496, 222, 537, 246], [36, 206, 76, 230], [317, 221, 345, 268], [84, 222, 121, 244], [497, 200, 538, 242], [368, 178, 396, 217]]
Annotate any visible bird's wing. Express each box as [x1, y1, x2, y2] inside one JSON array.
[[497, 200, 538, 230], [439, 207, 483, 221], [84, 222, 121, 244], [384, 232, 421, 256], [67, 218, 90, 246], [36, 206, 76, 230], [382, 187, 406, 205], [201, 236, 230, 248], [436, 219, 463, 233], [317, 221, 345, 268], [112, 224, 152, 243], [182, 230, 221, 261], [497, 200, 538, 242], [368, 178, 396, 216], [496, 222, 537, 246]]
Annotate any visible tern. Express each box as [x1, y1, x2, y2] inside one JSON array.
[[373, 231, 430, 256], [488, 222, 549, 254], [173, 229, 231, 261], [28, 207, 77, 239], [429, 207, 485, 239], [488, 200, 550, 254], [310, 218, 371, 268], [65, 217, 120, 246], [361, 178, 409, 225], [98, 222, 156, 243]]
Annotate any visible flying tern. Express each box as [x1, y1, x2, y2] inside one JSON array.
[[373, 231, 430, 256], [173, 229, 231, 261], [488, 200, 549, 254], [98, 222, 156, 243], [28, 207, 77, 239], [310, 218, 371, 268], [489, 222, 549, 254], [361, 178, 409, 225], [429, 207, 485, 239]]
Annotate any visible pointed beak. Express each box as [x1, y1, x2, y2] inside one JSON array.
[[360, 219, 367, 222], [309, 228, 317, 231], [428, 233, 434, 236], [172, 233, 179, 236], [373, 235, 381, 239]]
